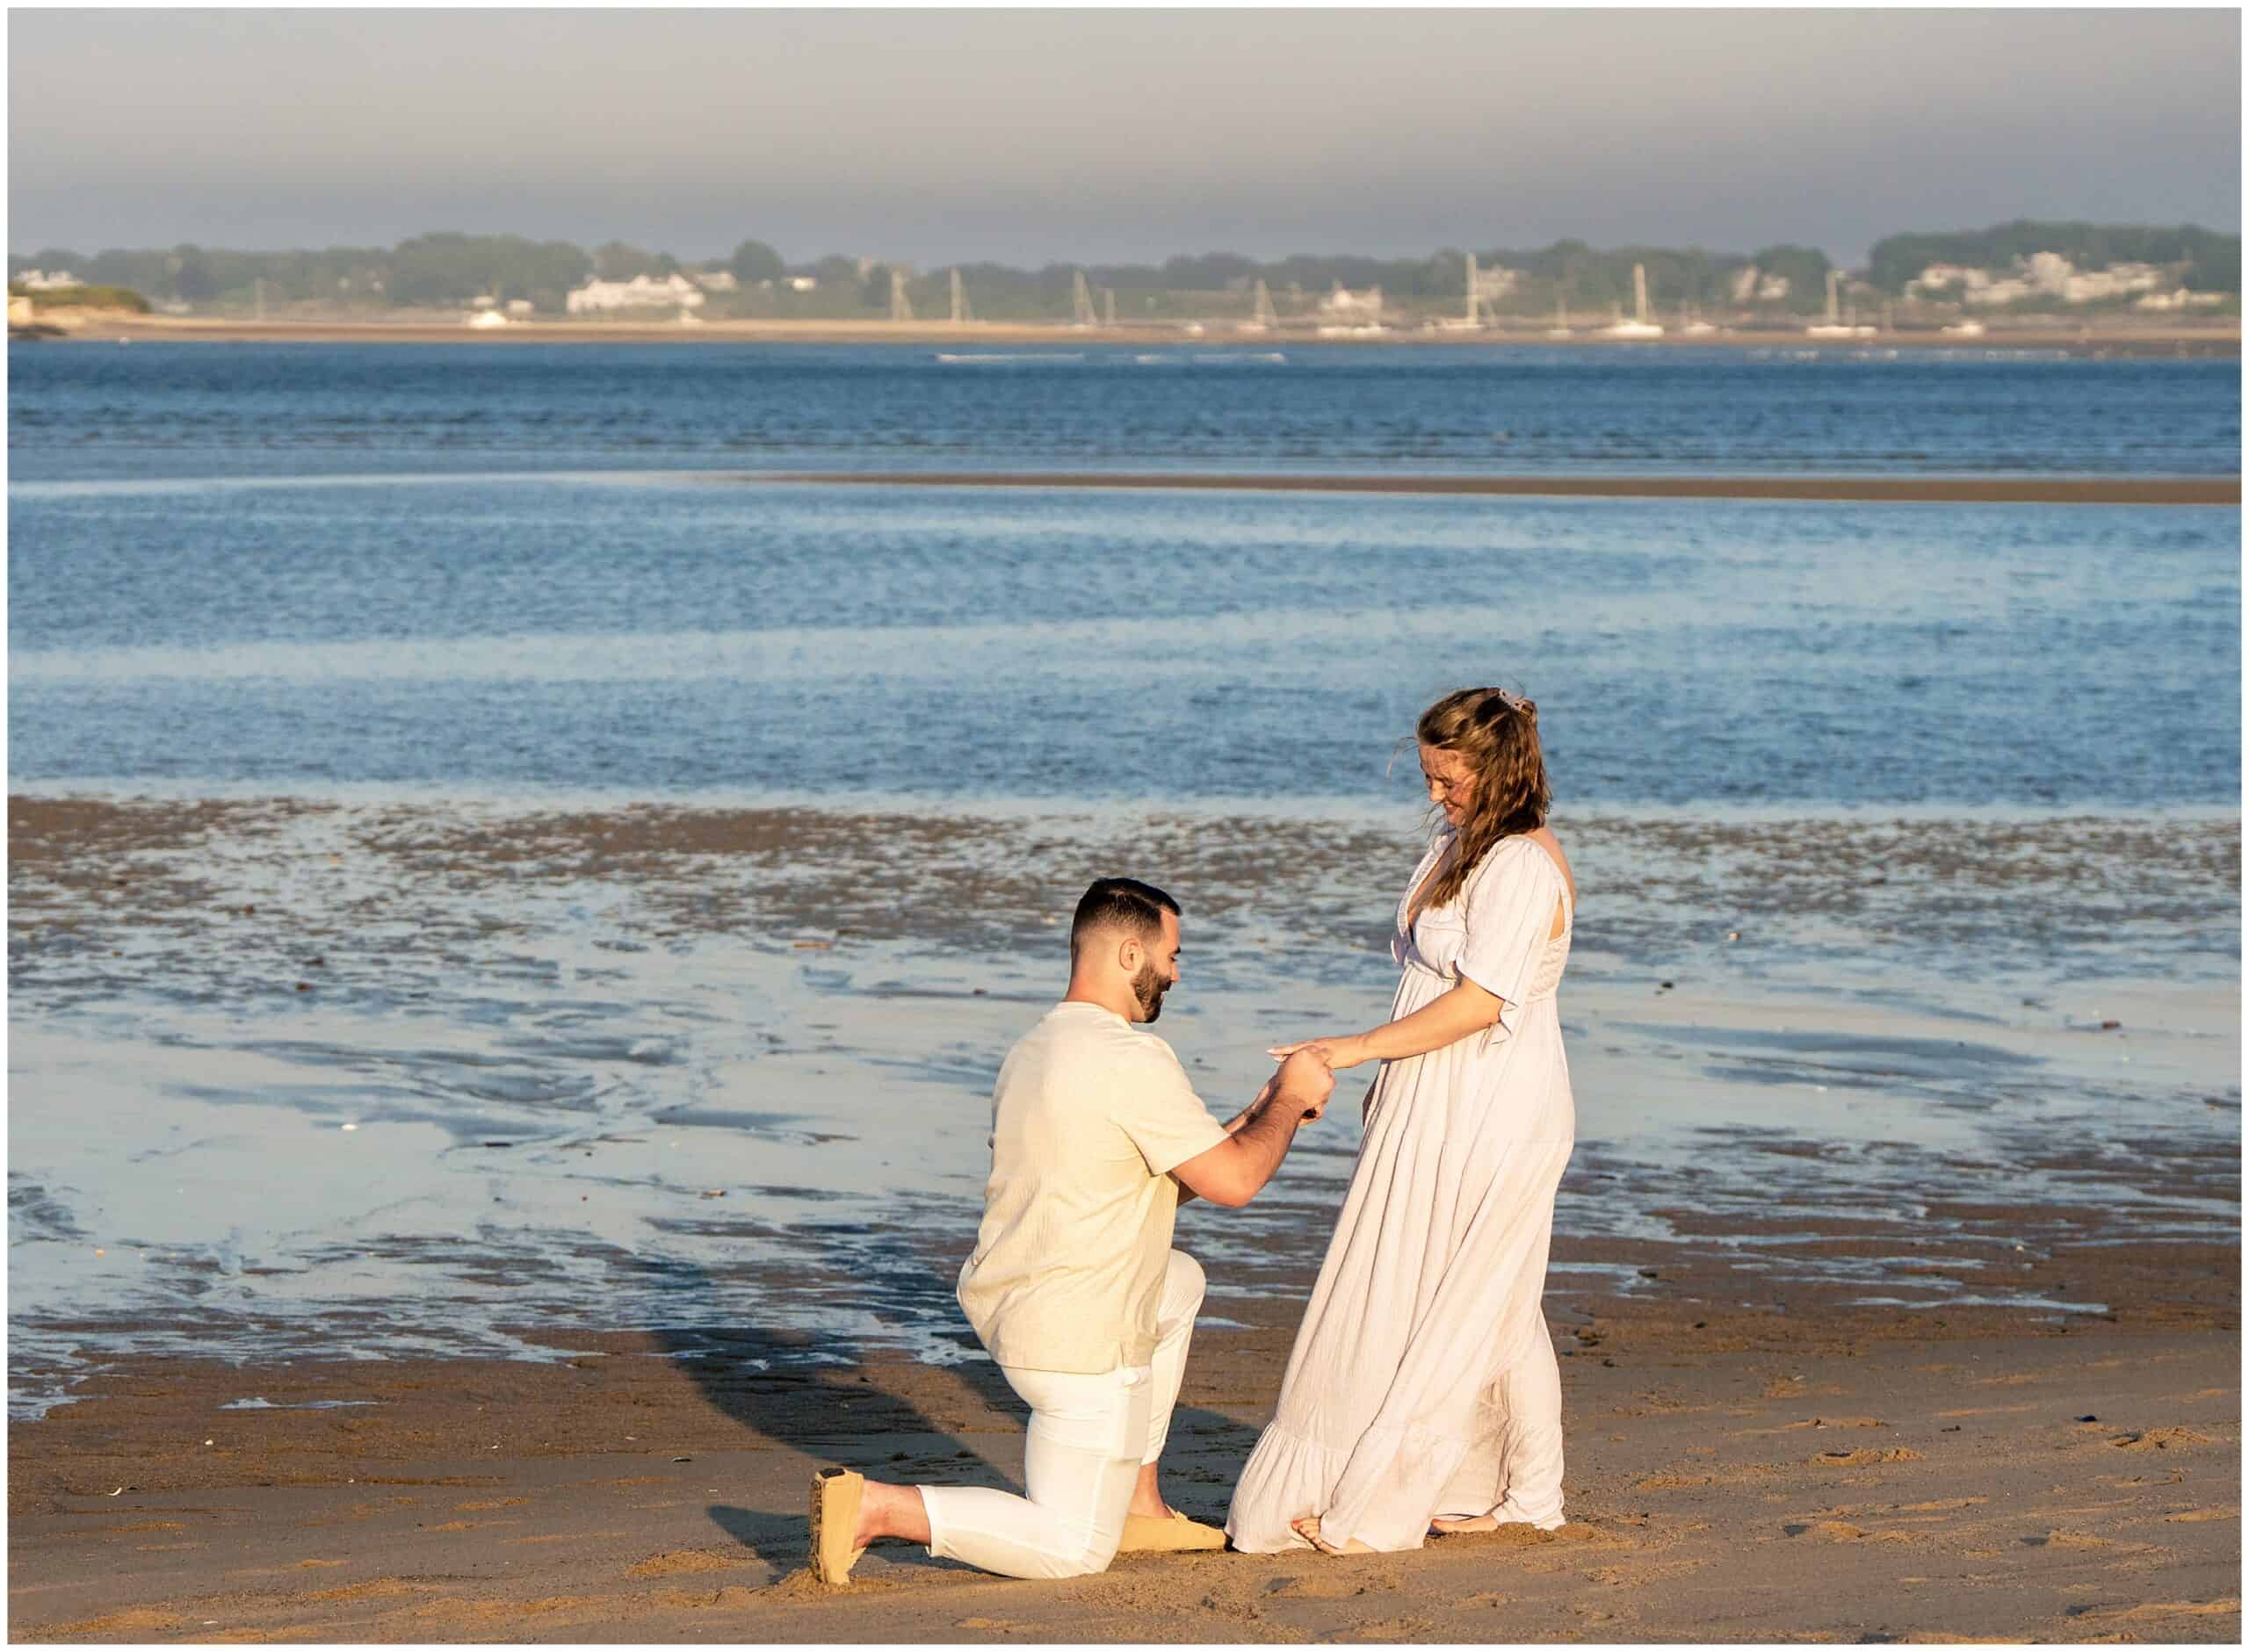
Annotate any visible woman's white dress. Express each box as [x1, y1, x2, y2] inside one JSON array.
[[1227, 830, 1576, 1553]]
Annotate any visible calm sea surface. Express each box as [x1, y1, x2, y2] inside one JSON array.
[[7, 342, 2239, 1412], [8, 344, 2243, 806], [8, 341, 2241, 480]]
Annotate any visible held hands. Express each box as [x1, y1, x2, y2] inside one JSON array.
[[1267, 1034, 1375, 1071], [1269, 1048, 1335, 1122]]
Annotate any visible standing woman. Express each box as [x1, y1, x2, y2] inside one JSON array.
[[1226, 686, 1578, 1555]]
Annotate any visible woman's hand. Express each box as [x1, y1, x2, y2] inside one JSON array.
[[1268, 1035, 1375, 1070]]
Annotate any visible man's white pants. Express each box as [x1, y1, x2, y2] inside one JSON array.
[[922, 1250, 1204, 1579]]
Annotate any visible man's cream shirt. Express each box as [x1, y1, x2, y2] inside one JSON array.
[[958, 1000, 1230, 1374]]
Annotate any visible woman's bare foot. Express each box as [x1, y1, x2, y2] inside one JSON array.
[[1291, 1515, 1375, 1555], [1431, 1508, 1565, 1536]]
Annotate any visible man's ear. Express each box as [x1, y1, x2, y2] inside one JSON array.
[[1117, 934, 1144, 974]]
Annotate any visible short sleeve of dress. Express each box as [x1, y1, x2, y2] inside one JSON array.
[[1114, 1039, 1231, 1176], [1456, 838, 1566, 1038]]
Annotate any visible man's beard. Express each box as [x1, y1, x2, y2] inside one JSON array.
[[1131, 962, 1169, 1023]]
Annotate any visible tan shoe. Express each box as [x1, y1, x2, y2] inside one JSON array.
[[809, 1468, 868, 1585], [1118, 1508, 1227, 1552]]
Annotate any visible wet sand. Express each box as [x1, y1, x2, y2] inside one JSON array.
[[9, 793, 2240, 1640], [755, 472, 2242, 506]]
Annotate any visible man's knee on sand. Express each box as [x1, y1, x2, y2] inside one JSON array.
[[1004, 1521, 1126, 1581]]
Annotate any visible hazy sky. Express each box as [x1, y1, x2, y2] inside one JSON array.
[[9, 9, 2240, 267]]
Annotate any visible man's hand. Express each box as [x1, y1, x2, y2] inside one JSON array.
[[1271, 1049, 1335, 1122]]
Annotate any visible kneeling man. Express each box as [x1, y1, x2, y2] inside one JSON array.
[[810, 876, 1333, 1583]]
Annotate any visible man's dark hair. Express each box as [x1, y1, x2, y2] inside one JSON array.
[[1069, 877, 1181, 960]]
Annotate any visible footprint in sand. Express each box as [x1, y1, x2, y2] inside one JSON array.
[[1264, 1574, 1366, 1600], [652, 1584, 763, 1611], [1769, 1417, 1888, 1433], [1784, 1520, 1865, 1540], [38, 1608, 183, 1639], [2108, 1426, 2216, 1451], [2164, 1508, 2239, 1523], [1349, 1614, 1436, 1639], [1811, 1447, 1924, 1467], [2065, 1597, 2243, 1624], [626, 1547, 744, 1579]]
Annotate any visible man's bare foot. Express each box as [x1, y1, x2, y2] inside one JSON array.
[[853, 1480, 932, 1548], [1430, 1514, 1498, 1533], [1291, 1515, 1375, 1555]]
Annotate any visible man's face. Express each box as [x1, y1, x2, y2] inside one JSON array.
[[1130, 911, 1183, 1023]]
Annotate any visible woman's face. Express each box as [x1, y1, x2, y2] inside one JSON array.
[[1419, 741, 1476, 826]]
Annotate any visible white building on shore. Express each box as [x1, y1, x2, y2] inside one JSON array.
[[2135, 287, 2229, 311], [1319, 283, 1384, 321], [1727, 266, 1793, 305], [565, 273, 707, 314], [1908, 253, 2176, 308]]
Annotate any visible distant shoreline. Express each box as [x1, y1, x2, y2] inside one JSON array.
[[751, 471, 2240, 506], [16, 311, 2241, 357]]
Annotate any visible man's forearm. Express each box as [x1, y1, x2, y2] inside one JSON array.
[[1223, 1093, 1304, 1192], [1176, 1093, 1272, 1207]]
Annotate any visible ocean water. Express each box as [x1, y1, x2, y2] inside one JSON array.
[[7, 342, 2240, 1412], [8, 473, 2239, 807], [8, 341, 2241, 481]]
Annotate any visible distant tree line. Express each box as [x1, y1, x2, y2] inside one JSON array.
[[8, 221, 2237, 319], [5, 282, 150, 314], [1865, 220, 2238, 294]]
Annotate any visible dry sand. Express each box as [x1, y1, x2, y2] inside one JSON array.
[[10, 1306, 2238, 1642]]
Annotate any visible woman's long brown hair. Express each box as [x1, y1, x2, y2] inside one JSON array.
[[1415, 686, 1551, 910]]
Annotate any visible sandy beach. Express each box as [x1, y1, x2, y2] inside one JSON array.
[[11, 5, 2241, 1637], [11, 1306, 2239, 1642], [8, 794, 2239, 1641]]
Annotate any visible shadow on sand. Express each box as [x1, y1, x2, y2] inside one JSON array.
[[647, 1237, 1263, 1576]]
